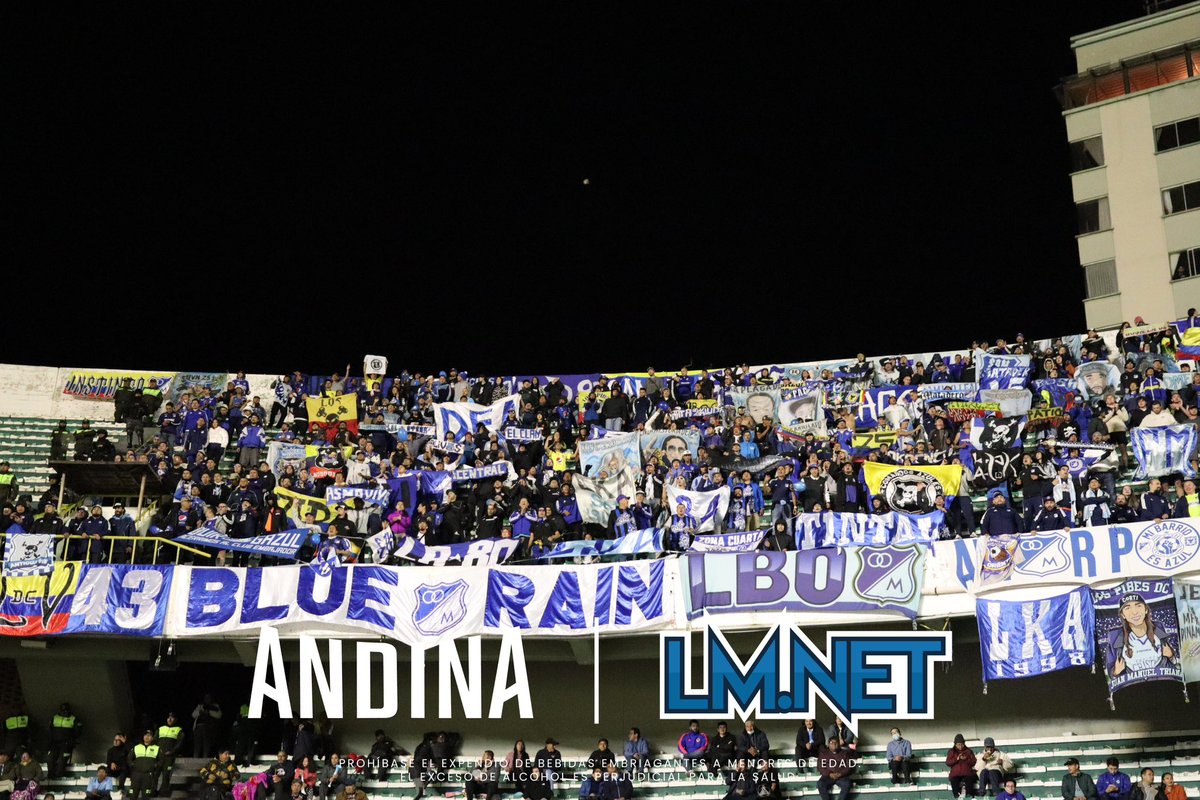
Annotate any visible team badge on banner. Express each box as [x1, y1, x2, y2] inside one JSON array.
[[976, 586, 1094, 681], [2, 534, 55, 577], [861, 462, 961, 515], [1093, 579, 1183, 696]]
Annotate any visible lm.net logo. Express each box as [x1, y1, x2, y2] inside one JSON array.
[[659, 625, 952, 732]]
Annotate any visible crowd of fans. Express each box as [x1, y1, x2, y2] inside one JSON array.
[[1, 322, 1199, 565], [1, 703, 1189, 800]]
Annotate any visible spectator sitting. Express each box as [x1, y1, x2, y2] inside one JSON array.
[[723, 759, 757, 800], [1061, 758, 1099, 800], [996, 778, 1027, 800], [677, 721, 708, 774], [978, 737, 1014, 796], [945, 734, 977, 799], [816, 737, 856, 800], [886, 727, 914, 786], [1096, 757, 1132, 800]]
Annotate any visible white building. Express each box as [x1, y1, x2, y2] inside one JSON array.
[[1059, 1, 1200, 329]]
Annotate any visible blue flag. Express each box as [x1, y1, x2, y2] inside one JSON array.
[[977, 586, 1094, 681]]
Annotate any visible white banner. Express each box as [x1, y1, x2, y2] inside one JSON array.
[[483, 560, 673, 636], [363, 355, 388, 375], [165, 565, 488, 645], [1177, 577, 1200, 685], [433, 394, 521, 440], [972, 518, 1200, 594], [2, 533, 55, 577], [665, 485, 731, 533]]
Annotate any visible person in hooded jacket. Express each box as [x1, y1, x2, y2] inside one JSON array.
[[981, 491, 1023, 535]]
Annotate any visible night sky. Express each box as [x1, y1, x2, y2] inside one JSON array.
[[7, 1, 1144, 377]]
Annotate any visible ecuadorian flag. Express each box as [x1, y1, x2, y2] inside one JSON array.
[[0, 562, 81, 637], [1178, 326, 1200, 360]]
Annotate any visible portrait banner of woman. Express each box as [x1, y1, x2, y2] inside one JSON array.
[[1092, 580, 1184, 695]]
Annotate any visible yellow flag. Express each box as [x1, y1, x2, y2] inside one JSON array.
[[861, 462, 961, 510], [274, 485, 335, 524], [306, 393, 358, 426]]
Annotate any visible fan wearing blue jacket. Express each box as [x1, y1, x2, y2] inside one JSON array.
[[677, 721, 709, 774], [237, 416, 267, 469], [980, 491, 1024, 536]]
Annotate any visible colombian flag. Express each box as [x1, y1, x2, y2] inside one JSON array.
[[1177, 326, 1200, 360], [0, 562, 81, 636]]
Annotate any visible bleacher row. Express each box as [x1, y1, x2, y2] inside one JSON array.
[[0, 416, 1157, 519], [35, 731, 1200, 800]]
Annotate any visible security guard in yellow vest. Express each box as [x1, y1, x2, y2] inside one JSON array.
[[156, 712, 184, 797], [128, 730, 163, 800], [0, 462, 17, 506], [47, 702, 80, 779], [3, 707, 29, 757]]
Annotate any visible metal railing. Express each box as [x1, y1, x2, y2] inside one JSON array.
[[0, 533, 211, 565]]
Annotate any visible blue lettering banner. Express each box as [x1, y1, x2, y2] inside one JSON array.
[[482, 560, 671, 635], [176, 523, 308, 559], [325, 485, 391, 508], [680, 546, 925, 619], [370, 533, 520, 567], [688, 531, 766, 553], [66, 565, 174, 637], [1131, 424, 1199, 480], [795, 511, 942, 550], [977, 586, 1094, 681], [973, 518, 1200, 593], [978, 353, 1032, 390]]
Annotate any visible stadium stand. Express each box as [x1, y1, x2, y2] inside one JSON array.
[[0, 322, 1199, 800]]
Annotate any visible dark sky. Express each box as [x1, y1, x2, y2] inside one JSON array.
[[6, 1, 1144, 377]]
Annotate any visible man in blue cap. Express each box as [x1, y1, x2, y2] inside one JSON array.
[[981, 490, 1023, 536]]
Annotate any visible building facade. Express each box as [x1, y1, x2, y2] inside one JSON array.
[[1060, 1, 1200, 329]]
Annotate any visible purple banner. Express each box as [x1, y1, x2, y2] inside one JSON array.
[[680, 546, 924, 619], [1093, 578, 1183, 694]]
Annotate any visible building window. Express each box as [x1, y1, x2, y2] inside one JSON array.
[[1156, 116, 1200, 153], [1174, 247, 1200, 281], [1057, 42, 1198, 109], [1069, 137, 1105, 172], [1077, 197, 1110, 235], [1084, 260, 1118, 298], [1164, 181, 1200, 215]]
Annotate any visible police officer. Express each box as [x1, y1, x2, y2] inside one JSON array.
[[155, 712, 184, 797], [128, 731, 162, 800], [3, 705, 29, 757], [47, 702, 80, 779]]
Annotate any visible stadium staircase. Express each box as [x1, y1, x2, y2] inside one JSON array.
[[0, 416, 241, 501], [34, 731, 1200, 799]]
